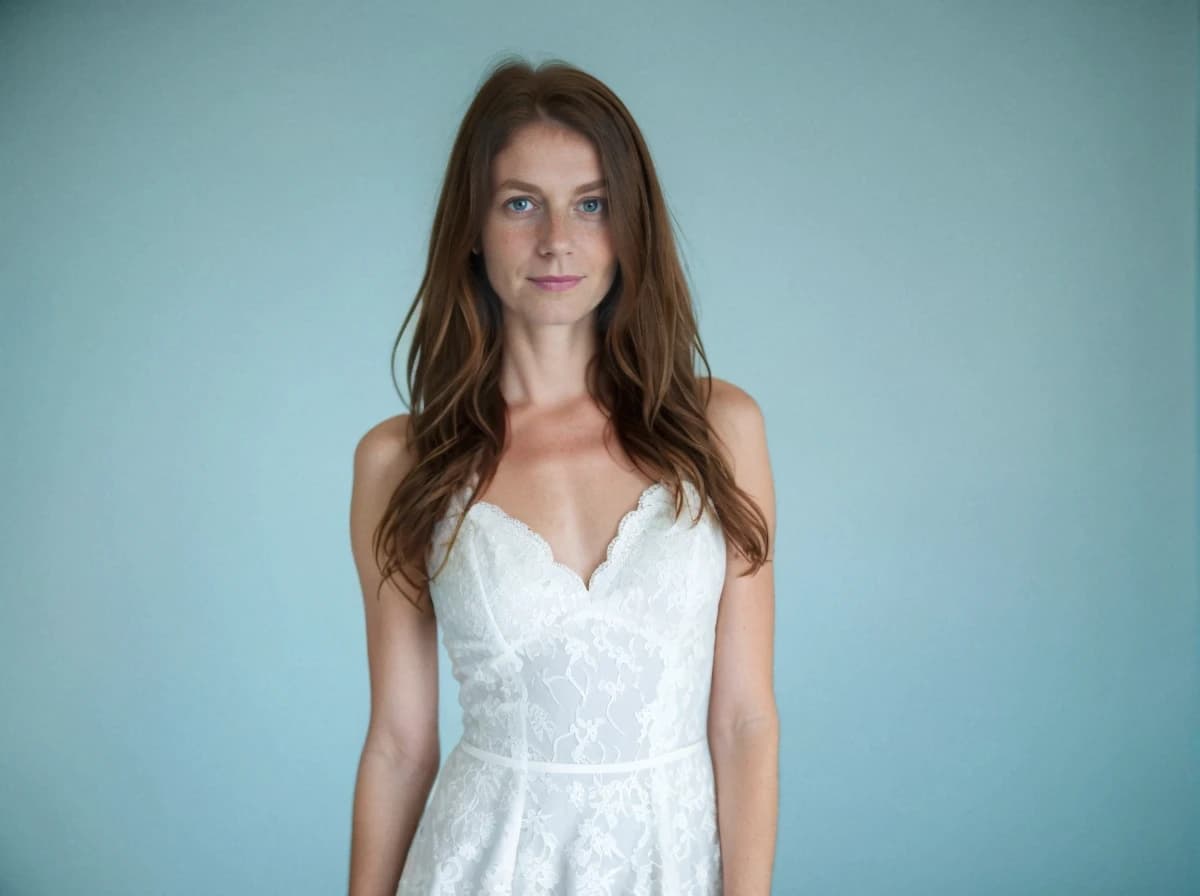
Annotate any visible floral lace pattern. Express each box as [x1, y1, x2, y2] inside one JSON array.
[[396, 474, 726, 895]]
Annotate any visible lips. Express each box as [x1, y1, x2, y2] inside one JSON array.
[[528, 275, 583, 293]]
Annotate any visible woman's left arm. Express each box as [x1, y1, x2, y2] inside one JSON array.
[[706, 381, 780, 896]]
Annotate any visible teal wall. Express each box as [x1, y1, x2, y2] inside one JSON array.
[[2, 2, 1196, 893]]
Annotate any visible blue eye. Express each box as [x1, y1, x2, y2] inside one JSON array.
[[502, 196, 606, 215]]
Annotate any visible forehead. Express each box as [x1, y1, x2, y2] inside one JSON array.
[[490, 122, 603, 190]]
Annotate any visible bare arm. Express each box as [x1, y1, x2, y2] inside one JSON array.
[[347, 415, 442, 896], [706, 381, 780, 896]]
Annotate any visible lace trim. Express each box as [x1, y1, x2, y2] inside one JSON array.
[[463, 476, 671, 595]]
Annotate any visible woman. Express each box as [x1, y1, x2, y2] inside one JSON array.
[[348, 56, 778, 896]]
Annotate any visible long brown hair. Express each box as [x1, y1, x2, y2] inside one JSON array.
[[373, 55, 770, 612]]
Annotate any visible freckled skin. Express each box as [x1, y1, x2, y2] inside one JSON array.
[[480, 122, 618, 332]]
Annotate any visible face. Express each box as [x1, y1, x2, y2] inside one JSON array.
[[478, 121, 618, 325]]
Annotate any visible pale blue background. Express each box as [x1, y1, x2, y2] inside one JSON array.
[[2, 2, 1197, 894]]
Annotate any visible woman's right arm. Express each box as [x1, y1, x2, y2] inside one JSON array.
[[347, 415, 441, 896]]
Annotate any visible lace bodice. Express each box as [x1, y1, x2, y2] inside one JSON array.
[[396, 471, 727, 895]]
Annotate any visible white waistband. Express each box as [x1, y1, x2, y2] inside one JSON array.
[[458, 738, 706, 774]]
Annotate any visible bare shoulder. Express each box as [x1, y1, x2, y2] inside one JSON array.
[[701, 375, 774, 560], [350, 412, 419, 586], [349, 411, 419, 586], [701, 376, 768, 468], [354, 413, 414, 484]]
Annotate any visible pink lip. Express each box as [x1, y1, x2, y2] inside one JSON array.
[[529, 276, 583, 292]]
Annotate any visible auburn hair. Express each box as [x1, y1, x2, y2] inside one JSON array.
[[373, 55, 770, 612]]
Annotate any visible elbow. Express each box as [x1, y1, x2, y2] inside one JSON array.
[[362, 727, 441, 773], [708, 707, 780, 747]]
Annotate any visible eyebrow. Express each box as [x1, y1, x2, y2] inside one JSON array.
[[495, 178, 607, 195]]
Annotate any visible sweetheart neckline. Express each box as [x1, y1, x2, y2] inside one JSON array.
[[461, 479, 672, 596]]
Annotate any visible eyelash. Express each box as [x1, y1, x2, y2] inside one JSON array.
[[503, 196, 607, 215]]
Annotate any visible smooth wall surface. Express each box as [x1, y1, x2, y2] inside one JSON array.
[[2, 2, 1197, 894]]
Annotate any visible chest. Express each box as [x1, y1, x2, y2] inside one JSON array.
[[427, 479, 727, 649]]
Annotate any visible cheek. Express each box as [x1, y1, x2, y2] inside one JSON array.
[[594, 230, 617, 263], [486, 224, 532, 260], [577, 222, 612, 252]]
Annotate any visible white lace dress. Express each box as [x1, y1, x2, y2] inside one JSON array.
[[395, 470, 727, 896]]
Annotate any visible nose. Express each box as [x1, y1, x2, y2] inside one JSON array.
[[538, 207, 573, 256]]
